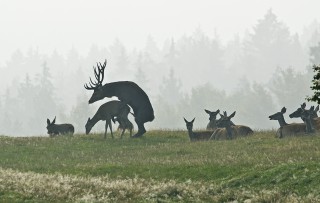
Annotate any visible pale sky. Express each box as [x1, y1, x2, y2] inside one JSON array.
[[1, 0, 320, 64]]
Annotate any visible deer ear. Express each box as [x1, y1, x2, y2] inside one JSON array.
[[191, 118, 195, 123], [229, 111, 236, 119], [183, 117, 188, 123], [52, 116, 56, 124], [217, 109, 220, 113], [205, 109, 210, 114], [310, 106, 315, 111], [47, 119, 50, 125], [281, 107, 286, 114], [316, 105, 319, 111]]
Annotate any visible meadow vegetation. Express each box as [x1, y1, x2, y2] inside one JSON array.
[[0, 130, 320, 202]]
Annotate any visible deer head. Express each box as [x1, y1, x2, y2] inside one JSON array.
[[84, 60, 107, 104], [205, 109, 220, 121], [46, 116, 56, 135], [184, 117, 195, 131]]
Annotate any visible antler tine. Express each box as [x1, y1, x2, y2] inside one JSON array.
[[85, 60, 107, 90]]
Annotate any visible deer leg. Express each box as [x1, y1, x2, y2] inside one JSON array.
[[133, 121, 146, 138], [104, 121, 108, 139], [109, 119, 114, 139]]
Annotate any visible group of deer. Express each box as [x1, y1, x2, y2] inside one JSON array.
[[269, 103, 320, 138], [184, 109, 254, 142], [46, 61, 135, 138]]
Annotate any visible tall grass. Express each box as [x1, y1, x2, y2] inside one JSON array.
[[0, 130, 320, 202]]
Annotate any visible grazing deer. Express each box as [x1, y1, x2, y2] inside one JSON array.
[[85, 100, 131, 139], [269, 107, 313, 138], [205, 109, 220, 130], [84, 60, 154, 138], [114, 117, 134, 137], [183, 118, 212, 141], [210, 111, 253, 140], [46, 117, 74, 137]]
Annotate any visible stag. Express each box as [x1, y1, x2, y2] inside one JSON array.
[[85, 100, 131, 139], [183, 118, 212, 141], [46, 117, 74, 137], [84, 60, 154, 138], [269, 107, 313, 138]]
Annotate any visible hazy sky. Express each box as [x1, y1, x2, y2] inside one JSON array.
[[1, 0, 320, 65]]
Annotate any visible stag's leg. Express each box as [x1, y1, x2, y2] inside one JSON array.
[[132, 120, 146, 138], [104, 121, 108, 139]]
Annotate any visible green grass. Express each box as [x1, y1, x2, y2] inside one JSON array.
[[0, 130, 320, 202]]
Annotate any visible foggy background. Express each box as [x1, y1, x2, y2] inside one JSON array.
[[1, 0, 320, 136]]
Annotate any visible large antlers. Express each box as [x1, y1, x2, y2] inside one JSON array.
[[84, 60, 107, 90]]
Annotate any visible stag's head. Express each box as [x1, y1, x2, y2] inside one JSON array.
[[204, 109, 220, 121], [184, 117, 195, 131], [84, 60, 107, 104], [46, 116, 56, 135]]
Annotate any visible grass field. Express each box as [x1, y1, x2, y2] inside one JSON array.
[[0, 130, 320, 202]]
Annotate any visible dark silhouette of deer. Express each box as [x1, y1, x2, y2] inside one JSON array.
[[269, 107, 313, 138], [183, 118, 212, 141], [46, 117, 74, 137], [84, 60, 154, 138], [85, 100, 131, 139]]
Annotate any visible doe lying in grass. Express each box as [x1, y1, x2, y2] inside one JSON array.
[[46, 116, 74, 137]]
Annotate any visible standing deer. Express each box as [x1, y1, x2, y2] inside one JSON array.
[[269, 107, 313, 138], [46, 116, 74, 136], [85, 100, 131, 139], [183, 118, 212, 141], [84, 60, 154, 138]]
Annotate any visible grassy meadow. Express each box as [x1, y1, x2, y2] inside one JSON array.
[[0, 130, 320, 202]]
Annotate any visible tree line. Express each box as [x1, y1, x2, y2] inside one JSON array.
[[0, 9, 320, 135]]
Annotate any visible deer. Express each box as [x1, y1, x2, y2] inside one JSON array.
[[289, 104, 319, 131], [46, 116, 74, 137], [84, 60, 154, 138], [210, 111, 253, 140], [269, 107, 313, 138], [85, 100, 131, 139], [183, 118, 213, 141], [205, 109, 220, 130]]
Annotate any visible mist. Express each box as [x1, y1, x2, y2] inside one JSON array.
[[1, 1, 320, 136]]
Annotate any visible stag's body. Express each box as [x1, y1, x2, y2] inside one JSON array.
[[269, 107, 312, 138], [184, 118, 212, 141], [85, 60, 154, 138], [47, 117, 74, 137], [85, 100, 131, 139]]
